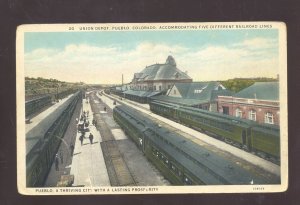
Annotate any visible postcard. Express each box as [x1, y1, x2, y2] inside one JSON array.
[[16, 22, 287, 195]]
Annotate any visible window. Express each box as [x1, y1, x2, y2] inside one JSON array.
[[249, 110, 256, 121], [183, 175, 193, 185], [194, 89, 203, 94], [222, 106, 229, 115], [235, 108, 242, 118], [159, 86, 162, 91], [173, 89, 176, 94], [265, 112, 274, 124], [154, 86, 156, 91]]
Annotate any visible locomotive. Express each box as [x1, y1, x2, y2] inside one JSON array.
[[149, 100, 280, 163], [113, 104, 280, 185]]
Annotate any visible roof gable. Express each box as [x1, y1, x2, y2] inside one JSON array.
[[170, 82, 230, 102]]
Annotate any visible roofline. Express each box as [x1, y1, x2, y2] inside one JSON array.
[[218, 95, 279, 103]]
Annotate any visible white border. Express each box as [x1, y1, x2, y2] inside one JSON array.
[[16, 22, 288, 195]]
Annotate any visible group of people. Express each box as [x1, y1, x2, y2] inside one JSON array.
[[79, 132, 94, 145], [78, 109, 95, 146], [80, 110, 90, 127]]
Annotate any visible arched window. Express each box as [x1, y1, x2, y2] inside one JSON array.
[[265, 112, 274, 124], [248, 110, 256, 121], [235, 108, 242, 118]]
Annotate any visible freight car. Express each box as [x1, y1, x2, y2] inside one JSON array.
[[149, 100, 280, 162], [113, 105, 279, 185], [26, 91, 81, 187], [25, 95, 52, 117]]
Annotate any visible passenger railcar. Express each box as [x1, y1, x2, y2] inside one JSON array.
[[55, 89, 77, 101], [25, 95, 52, 117], [26, 91, 81, 187], [113, 105, 279, 185], [149, 100, 280, 161]]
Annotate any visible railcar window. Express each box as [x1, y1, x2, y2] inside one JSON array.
[[183, 175, 193, 185], [170, 163, 178, 173]]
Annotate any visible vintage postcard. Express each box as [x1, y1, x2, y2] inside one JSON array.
[[16, 22, 287, 195]]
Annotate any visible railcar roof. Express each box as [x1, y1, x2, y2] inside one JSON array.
[[146, 126, 269, 185], [123, 90, 161, 98], [26, 92, 78, 156], [25, 94, 51, 104], [116, 105, 272, 185]]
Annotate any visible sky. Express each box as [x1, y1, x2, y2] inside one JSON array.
[[24, 29, 279, 84]]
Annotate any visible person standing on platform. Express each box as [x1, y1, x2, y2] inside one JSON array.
[[79, 134, 84, 146], [60, 151, 63, 164], [55, 154, 59, 171], [89, 133, 94, 144], [70, 144, 74, 155]]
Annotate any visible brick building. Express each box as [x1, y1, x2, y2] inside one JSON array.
[[217, 82, 279, 125]]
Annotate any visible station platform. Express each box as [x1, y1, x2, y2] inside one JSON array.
[[102, 92, 280, 177], [70, 99, 110, 187]]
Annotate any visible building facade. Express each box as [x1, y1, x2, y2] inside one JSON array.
[[217, 82, 279, 125]]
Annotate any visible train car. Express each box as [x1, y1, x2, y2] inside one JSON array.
[[25, 95, 52, 117], [55, 88, 77, 100], [251, 123, 280, 159], [113, 105, 279, 185], [149, 100, 280, 161], [26, 91, 81, 187]]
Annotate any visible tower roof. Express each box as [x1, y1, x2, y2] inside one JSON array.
[[134, 56, 191, 82]]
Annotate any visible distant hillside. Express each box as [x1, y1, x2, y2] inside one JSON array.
[[221, 77, 278, 93], [25, 77, 84, 97]]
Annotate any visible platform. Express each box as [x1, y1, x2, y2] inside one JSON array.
[[70, 99, 110, 187]]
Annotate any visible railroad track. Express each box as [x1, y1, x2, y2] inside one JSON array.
[[89, 92, 136, 186], [101, 91, 149, 112]]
